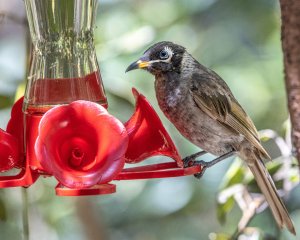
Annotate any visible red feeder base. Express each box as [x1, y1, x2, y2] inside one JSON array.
[[115, 162, 201, 180], [55, 183, 116, 196], [55, 163, 202, 196]]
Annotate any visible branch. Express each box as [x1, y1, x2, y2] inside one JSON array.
[[279, 0, 300, 168]]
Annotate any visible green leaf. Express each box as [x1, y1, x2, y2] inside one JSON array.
[[208, 232, 231, 240], [219, 157, 245, 190], [217, 158, 246, 224], [260, 135, 271, 142], [266, 160, 282, 175], [217, 196, 235, 224], [290, 173, 299, 183]]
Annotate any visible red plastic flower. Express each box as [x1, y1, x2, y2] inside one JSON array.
[[6, 97, 24, 147], [0, 128, 20, 171], [35, 101, 128, 188], [6, 97, 24, 168], [124, 89, 182, 167], [0, 97, 24, 171]]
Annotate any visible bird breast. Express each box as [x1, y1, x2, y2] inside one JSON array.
[[165, 88, 182, 108], [154, 75, 185, 113]]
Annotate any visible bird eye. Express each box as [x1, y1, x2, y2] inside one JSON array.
[[159, 50, 169, 59]]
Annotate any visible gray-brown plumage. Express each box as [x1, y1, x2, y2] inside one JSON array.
[[126, 41, 295, 234]]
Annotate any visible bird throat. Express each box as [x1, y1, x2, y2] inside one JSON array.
[[155, 71, 186, 113]]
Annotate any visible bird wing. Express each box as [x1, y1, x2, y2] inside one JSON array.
[[190, 71, 270, 160]]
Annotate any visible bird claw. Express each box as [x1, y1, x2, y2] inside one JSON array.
[[183, 158, 207, 179], [192, 161, 208, 179], [183, 157, 194, 168], [182, 151, 207, 168], [183, 150, 235, 179], [183, 151, 208, 179]]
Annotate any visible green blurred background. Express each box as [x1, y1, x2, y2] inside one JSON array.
[[0, 0, 299, 239]]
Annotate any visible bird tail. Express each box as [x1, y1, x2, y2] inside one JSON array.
[[247, 157, 295, 235]]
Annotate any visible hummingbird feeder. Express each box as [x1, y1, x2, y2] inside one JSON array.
[[0, 0, 202, 196]]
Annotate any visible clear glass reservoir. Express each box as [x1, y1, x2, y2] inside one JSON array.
[[23, 0, 107, 115]]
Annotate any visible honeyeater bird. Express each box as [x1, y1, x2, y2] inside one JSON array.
[[126, 41, 295, 234]]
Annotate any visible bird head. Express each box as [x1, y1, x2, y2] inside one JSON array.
[[126, 41, 186, 75]]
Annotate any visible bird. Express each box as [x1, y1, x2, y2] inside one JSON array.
[[125, 41, 295, 234]]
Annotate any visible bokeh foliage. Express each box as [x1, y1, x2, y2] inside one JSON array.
[[0, 0, 299, 239]]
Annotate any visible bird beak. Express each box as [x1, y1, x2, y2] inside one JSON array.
[[125, 55, 150, 73]]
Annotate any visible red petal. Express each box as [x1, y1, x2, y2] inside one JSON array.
[[6, 97, 24, 168], [35, 101, 128, 188], [0, 128, 20, 171], [124, 88, 182, 167]]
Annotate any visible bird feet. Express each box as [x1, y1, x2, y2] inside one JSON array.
[[183, 151, 208, 179], [184, 159, 208, 179], [183, 150, 236, 179]]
